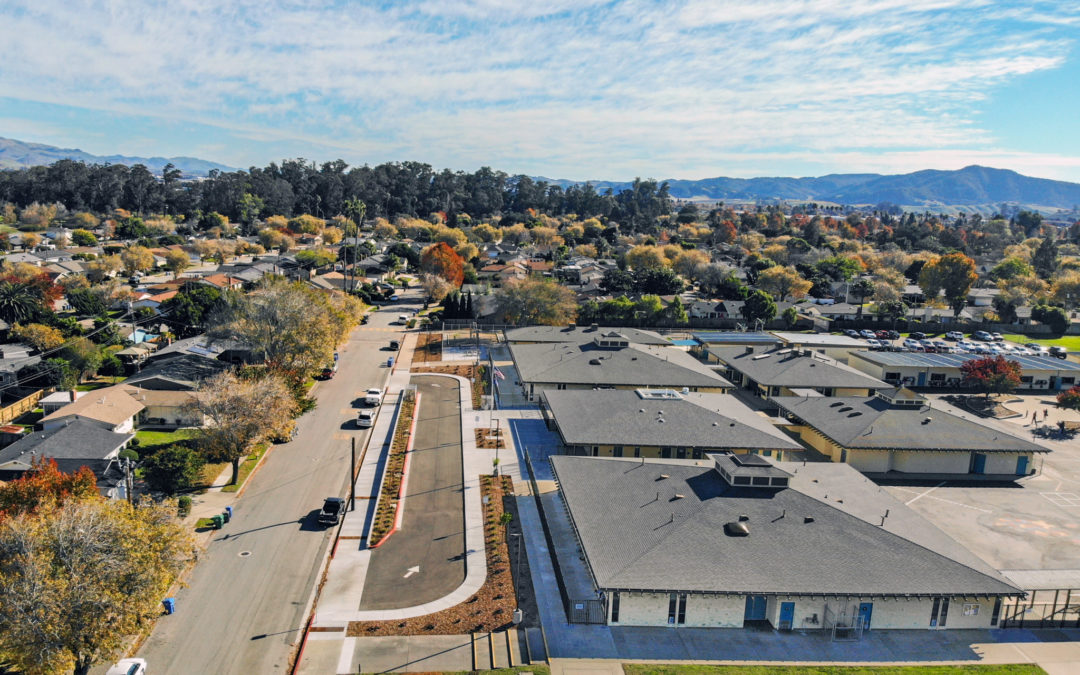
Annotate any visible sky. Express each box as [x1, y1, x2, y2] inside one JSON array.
[[1, 0, 1080, 182]]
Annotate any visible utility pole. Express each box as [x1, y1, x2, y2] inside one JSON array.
[[350, 437, 356, 511], [124, 457, 134, 505]]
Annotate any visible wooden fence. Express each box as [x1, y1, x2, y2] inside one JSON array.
[[0, 387, 53, 425]]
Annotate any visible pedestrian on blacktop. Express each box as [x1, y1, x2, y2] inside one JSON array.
[[1044, 408, 1049, 420]]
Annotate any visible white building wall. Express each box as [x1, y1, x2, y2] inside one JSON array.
[[766, 596, 999, 630], [846, 448, 891, 473], [614, 592, 670, 626], [682, 594, 744, 627], [983, 452, 1028, 475]]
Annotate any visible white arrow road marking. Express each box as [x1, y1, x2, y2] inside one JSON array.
[[403, 565, 420, 578]]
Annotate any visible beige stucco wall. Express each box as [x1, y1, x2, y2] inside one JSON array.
[[983, 452, 1030, 475], [611, 592, 744, 628], [889, 450, 970, 474]]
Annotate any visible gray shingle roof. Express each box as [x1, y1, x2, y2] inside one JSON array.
[[710, 348, 889, 390], [504, 325, 670, 345], [544, 389, 801, 451], [511, 342, 732, 389], [552, 455, 1021, 597], [774, 395, 1048, 453], [0, 419, 132, 468], [851, 351, 1080, 372]]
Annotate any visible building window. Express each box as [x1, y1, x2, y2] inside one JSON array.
[[611, 592, 620, 623], [930, 597, 950, 627], [885, 372, 901, 381], [557, 383, 566, 390], [668, 593, 678, 624], [762, 450, 772, 457], [1062, 377, 1076, 385], [676, 447, 686, 459], [634, 447, 641, 458], [613, 446, 624, 457], [592, 446, 599, 457], [962, 603, 979, 616], [691, 448, 703, 459], [677, 593, 687, 624], [733, 476, 751, 485], [661, 447, 672, 458], [751, 476, 770, 486], [990, 598, 1001, 626]]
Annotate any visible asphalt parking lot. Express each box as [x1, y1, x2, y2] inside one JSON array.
[[844, 329, 1064, 357], [881, 393, 1080, 572]]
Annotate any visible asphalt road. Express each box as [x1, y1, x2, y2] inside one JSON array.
[[135, 294, 419, 675], [359, 375, 466, 610]]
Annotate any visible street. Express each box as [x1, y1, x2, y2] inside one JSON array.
[[135, 295, 418, 674]]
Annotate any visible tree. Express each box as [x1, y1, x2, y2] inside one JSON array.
[[756, 266, 812, 302], [0, 457, 98, 518], [1051, 270, 1080, 308], [961, 355, 1022, 399], [919, 252, 977, 317], [120, 245, 155, 274], [142, 444, 205, 495], [421, 273, 454, 303], [494, 277, 577, 325], [419, 242, 465, 287], [0, 280, 45, 325], [295, 248, 337, 269], [989, 257, 1034, 281], [164, 248, 191, 277], [1031, 236, 1059, 280], [782, 305, 799, 328], [186, 371, 296, 484], [61, 337, 103, 379], [70, 229, 98, 246], [1057, 386, 1080, 411], [873, 299, 908, 327], [1031, 303, 1070, 334], [671, 249, 709, 279], [850, 278, 876, 317], [0, 498, 193, 675], [11, 322, 64, 352], [66, 287, 108, 317], [664, 295, 688, 324], [741, 290, 777, 327], [635, 267, 685, 295], [815, 255, 863, 282], [625, 245, 668, 271]]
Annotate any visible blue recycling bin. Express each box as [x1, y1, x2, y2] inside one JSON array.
[[162, 597, 176, 614], [387, 357, 394, 368], [225, 506, 233, 520]]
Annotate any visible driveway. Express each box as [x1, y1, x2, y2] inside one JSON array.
[[133, 295, 421, 675], [359, 375, 466, 610]]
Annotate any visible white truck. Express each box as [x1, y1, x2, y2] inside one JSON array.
[[364, 388, 382, 406]]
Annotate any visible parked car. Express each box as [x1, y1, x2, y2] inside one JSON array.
[[356, 409, 375, 428], [911, 332, 928, 340], [875, 330, 891, 340], [318, 364, 337, 380], [1050, 346, 1069, 359], [933, 340, 950, 351], [992, 332, 1004, 342], [843, 329, 860, 338], [107, 659, 147, 675], [364, 388, 382, 406], [973, 330, 993, 341], [859, 329, 877, 339], [397, 314, 410, 324], [886, 330, 901, 340], [318, 497, 345, 527], [388, 339, 400, 351], [945, 331, 964, 340], [903, 338, 921, 350], [1027, 344, 1050, 356], [865, 338, 882, 349]]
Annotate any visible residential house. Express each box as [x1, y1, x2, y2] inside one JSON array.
[[0, 419, 134, 499], [552, 453, 1023, 630], [39, 384, 146, 433], [708, 347, 889, 403], [543, 388, 803, 460], [774, 388, 1049, 478]]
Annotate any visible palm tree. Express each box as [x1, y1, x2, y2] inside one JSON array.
[[0, 281, 43, 325]]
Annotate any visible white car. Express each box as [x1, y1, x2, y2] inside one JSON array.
[[357, 409, 375, 428], [364, 388, 382, 406], [945, 331, 964, 340], [107, 659, 147, 675], [1027, 344, 1050, 356]]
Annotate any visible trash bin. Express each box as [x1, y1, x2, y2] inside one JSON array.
[[225, 506, 233, 520], [221, 509, 230, 524], [387, 357, 394, 368], [210, 514, 223, 530], [162, 597, 176, 614]]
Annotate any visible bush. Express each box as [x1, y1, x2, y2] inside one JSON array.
[[118, 448, 139, 462], [177, 495, 192, 518], [142, 444, 205, 495]]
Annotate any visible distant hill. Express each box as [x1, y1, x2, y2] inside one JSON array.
[[539, 166, 1080, 212], [0, 136, 235, 177]]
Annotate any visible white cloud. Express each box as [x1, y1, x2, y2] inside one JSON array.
[[0, 0, 1078, 179]]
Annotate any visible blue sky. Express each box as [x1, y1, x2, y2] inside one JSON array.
[[1, 0, 1080, 181]]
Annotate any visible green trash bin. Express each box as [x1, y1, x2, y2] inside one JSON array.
[[210, 515, 224, 530]]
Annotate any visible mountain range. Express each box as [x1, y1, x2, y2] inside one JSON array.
[[2, 135, 1079, 212], [540, 165, 1080, 212], [0, 136, 235, 177]]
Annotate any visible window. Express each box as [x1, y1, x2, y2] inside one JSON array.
[[661, 447, 672, 458], [771, 477, 788, 487], [1020, 376, 1033, 383], [1061, 377, 1075, 385], [557, 383, 567, 390], [962, 603, 979, 616], [692, 448, 703, 459], [677, 593, 687, 624], [613, 446, 623, 457], [751, 476, 770, 486], [885, 372, 901, 381], [611, 592, 620, 623], [733, 476, 751, 485], [930, 373, 945, 382], [762, 450, 772, 457], [634, 447, 641, 458], [930, 597, 950, 627], [592, 446, 599, 457], [821, 387, 834, 396], [676, 447, 686, 459], [668, 593, 678, 624], [990, 598, 1001, 626]]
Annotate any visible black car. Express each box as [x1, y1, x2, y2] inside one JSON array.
[[886, 330, 901, 340], [1050, 346, 1068, 359], [318, 497, 345, 527], [910, 332, 927, 340]]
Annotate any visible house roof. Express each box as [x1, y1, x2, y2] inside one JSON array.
[[543, 389, 801, 451], [39, 384, 146, 427], [850, 351, 1080, 372], [708, 347, 889, 390], [773, 394, 1048, 453], [511, 342, 732, 390], [504, 325, 670, 345], [126, 352, 230, 389], [551, 454, 1022, 597], [0, 419, 132, 469]]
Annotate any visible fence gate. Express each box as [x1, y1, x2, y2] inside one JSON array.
[[569, 598, 607, 624]]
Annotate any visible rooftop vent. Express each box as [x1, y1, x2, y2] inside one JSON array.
[[847, 412, 862, 417], [738, 514, 749, 521], [723, 521, 750, 537], [589, 358, 601, 365], [658, 474, 670, 480], [830, 401, 843, 408], [804, 516, 815, 524], [923, 417, 932, 424]]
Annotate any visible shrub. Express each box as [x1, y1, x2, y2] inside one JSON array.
[[177, 495, 192, 518]]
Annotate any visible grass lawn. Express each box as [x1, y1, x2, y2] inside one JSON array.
[[623, 665, 1046, 675], [196, 461, 229, 488], [135, 428, 196, 452], [1003, 334, 1080, 352], [75, 376, 125, 392], [221, 443, 268, 493]]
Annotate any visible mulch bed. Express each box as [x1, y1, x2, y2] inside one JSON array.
[[475, 428, 505, 449], [368, 398, 416, 543], [415, 332, 443, 363], [348, 475, 522, 636], [946, 394, 1016, 419]]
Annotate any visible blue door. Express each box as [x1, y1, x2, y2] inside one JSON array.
[[778, 602, 795, 630], [1016, 455, 1029, 475], [971, 453, 987, 474], [744, 595, 767, 621], [858, 602, 873, 630], [917, 372, 926, 386]]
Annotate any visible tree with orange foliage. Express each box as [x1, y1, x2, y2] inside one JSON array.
[[0, 457, 99, 520], [420, 242, 465, 287]]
